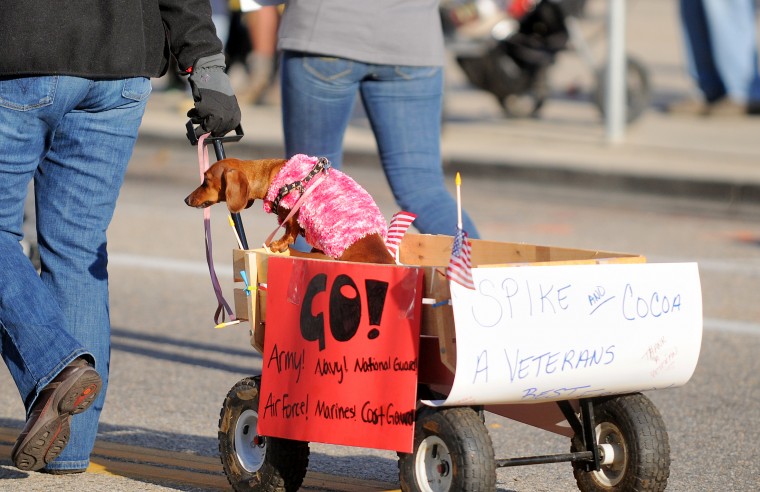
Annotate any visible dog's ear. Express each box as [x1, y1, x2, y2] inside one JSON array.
[[223, 168, 249, 213]]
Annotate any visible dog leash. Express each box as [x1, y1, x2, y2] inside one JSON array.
[[197, 132, 239, 329]]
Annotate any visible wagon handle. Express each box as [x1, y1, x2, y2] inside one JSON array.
[[185, 121, 244, 146], [186, 120, 249, 250]]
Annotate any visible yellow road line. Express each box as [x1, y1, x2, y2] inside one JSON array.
[[2, 427, 396, 491], [91, 438, 223, 472], [89, 455, 230, 489]]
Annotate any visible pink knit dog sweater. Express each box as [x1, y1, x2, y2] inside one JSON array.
[[263, 154, 387, 258]]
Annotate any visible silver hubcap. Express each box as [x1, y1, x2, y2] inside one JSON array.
[[415, 435, 453, 492], [592, 422, 628, 487], [235, 409, 266, 472]]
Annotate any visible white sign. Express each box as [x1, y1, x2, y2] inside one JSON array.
[[423, 263, 703, 406]]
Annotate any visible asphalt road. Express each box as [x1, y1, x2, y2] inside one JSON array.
[[1, 139, 759, 491]]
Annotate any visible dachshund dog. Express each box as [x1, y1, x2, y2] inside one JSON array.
[[185, 154, 395, 264]]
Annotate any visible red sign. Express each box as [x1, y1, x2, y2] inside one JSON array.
[[258, 256, 423, 452]]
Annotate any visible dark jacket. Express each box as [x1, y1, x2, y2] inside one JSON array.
[[0, 0, 222, 78]]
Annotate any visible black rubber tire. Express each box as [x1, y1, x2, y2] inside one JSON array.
[[572, 393, 670, 492], [399, 406, 496, 492], [498, 68, 549, 118], [218, 377, 309, 492], [593, 56, 651, 124]]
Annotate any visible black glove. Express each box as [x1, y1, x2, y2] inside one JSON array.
[[187, 54, 241, 137]]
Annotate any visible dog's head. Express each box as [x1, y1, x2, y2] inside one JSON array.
[[184, 160, 250, 213], [184, 158, 288, 213]]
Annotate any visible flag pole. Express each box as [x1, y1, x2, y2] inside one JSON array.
[[455, 172, 463, 230]]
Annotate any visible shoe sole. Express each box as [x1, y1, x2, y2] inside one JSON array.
[[13, 369, 101, 471]]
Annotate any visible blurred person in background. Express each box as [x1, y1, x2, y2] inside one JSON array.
[[212, 0, 232, 48], [670, 0, 760, 116], [237, 0, 281, 105]]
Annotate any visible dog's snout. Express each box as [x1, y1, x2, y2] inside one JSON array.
[[184, 193, 200, 207], [184, 191, 206, 208]]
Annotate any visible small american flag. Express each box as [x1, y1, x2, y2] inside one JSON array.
[[447, 227, 475, 289], [386, 211, 417, 258]]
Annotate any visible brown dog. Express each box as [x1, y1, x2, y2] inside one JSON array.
[[185, 156, 395, 264]]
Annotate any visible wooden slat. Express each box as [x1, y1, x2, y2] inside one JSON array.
[[233, 288, 249, 321], [397, 233, 642, 267]]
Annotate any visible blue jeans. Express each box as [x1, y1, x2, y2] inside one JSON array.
[[0, 76, 150, 470], [280, 51, 480, 238], [680, 0, 760, 104]]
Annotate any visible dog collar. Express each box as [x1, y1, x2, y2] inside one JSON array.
[[270, 156, 331, 214]]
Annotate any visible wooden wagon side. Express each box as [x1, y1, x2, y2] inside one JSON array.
[[231, 234, 644, 366]]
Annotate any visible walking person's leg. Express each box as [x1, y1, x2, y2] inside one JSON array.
[[701, 0, 757, 104], [678, 0, 726, 103], [280, 51, 368, 251], [0, 75, 103, 472], [32, 76, 150, 472], [281, 50, 363, 168], [240, 6, 280, 105], [360, 65, 479, 237]]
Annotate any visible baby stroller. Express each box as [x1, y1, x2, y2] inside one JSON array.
[[441, 0, 650, 122]]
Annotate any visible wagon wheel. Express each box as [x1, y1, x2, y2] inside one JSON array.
[[571, 393, 670, 492], [218, 376, 310, 492], [592, 56, 651, 124], [399, 406, 496, 492]]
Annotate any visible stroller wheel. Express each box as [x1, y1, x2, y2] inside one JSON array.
[[497, 67, 549, 118], [498, 93, 544, 118], [593, 56, 651, 124]]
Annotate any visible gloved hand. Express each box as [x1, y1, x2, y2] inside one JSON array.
[[187, 53, 241, 137]]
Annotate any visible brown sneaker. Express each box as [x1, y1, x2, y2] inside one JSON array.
[[666, 97, 709, 116], [40, 467, 87, 475], [706, 98, 747, 117], [11, 358, 102, 471]]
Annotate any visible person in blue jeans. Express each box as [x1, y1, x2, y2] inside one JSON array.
[[0, 0, 240, 474], [673, 0, 760, 116], [270, 0, 479, 238]]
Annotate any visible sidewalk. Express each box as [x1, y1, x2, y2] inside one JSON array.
[[139, 0, 760, 204]]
